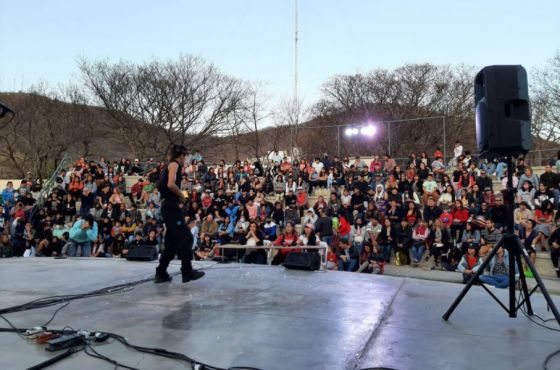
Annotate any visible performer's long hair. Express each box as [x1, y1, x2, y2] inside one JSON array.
[[168, 144, 187, 161]]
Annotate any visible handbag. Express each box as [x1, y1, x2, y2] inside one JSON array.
[[395, 250, 403, 266]]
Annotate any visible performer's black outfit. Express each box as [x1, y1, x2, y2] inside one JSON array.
[[155, 160, 204, 283]]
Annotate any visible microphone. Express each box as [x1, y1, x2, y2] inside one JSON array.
[[0, 100, 15, 118]]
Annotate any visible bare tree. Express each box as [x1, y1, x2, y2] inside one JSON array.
[[236, 82, 271, 161], [0, 84, 84, 178], [315, 63, 475, 159], [531, 51, 560, 145], [274, 97, 308, 158], [79, 55, 245, 157]]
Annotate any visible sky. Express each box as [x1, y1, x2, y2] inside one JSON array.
[[1, 0, 559, 107]]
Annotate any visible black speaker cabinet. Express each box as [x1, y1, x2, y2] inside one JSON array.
[[126, 246, 158, 261], [283, 252, 321, 271], [475, 65, 532, 156]]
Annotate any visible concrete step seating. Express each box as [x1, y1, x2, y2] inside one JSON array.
[[408, 249, 556, 279]]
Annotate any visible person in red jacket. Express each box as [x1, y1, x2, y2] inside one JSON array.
[[271, 222, 300, 265], [130, 178, 145, 203], [296, 186, 309, 217], [450, 200, 469, 242], [337, 215, 351, 237], [439, 205, 454, 229]]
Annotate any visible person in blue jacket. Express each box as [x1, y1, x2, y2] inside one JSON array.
[[479, 246, 519, 288], [67, 214, 98, 257]]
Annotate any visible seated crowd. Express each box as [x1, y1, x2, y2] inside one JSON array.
[[1, 145, 560, 288]]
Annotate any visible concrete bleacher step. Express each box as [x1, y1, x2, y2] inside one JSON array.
[[535, 251, 557, 279], [396, 251, 557, 280]]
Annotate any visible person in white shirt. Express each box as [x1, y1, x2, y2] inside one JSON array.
[[312, 157, 324, 174], [302, 208, 318, 225], [268, 150, 283, 164], [454, 141, 463, 159]]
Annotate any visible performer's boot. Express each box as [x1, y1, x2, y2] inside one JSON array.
[[181, 263, 205, 283], [154, 266, 173, 283], [154, 272, 173, 283]]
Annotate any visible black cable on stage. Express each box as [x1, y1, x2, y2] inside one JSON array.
[[0, 313, 28, 340], [0, 277, 152, 315], [514, 281, 560, 370], [0, 264, 262, 370], [42, 300, 70, 327], [83, 343, 139, 370], [105, 331, 226, 370], [26, 347, 84, 370], [0, 261, 224, 317]]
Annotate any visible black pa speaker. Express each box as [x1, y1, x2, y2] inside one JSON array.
[[126, 246, 158, 261], [283, 252, 321, 271], [474, 65, 532, 157]]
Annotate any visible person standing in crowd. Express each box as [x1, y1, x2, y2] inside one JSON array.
[[154, 144, 205, 284], [67, 214, 98, 257]]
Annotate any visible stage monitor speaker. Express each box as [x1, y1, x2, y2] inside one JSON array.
[[283, 252, 320, 271], [474, 65, 532, 157], [126, 246, 158, 261]]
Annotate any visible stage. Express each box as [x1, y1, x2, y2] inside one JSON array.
[[1, 258, 559, 370]]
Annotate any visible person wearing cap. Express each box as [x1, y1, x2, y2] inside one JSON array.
[[482, 187, 496, 208], [297, 223, 319, 249], [458, 243, 482, 283]]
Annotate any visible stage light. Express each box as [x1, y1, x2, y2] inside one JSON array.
[[344, 125, 375, 137], [360, 126, 376, 136]]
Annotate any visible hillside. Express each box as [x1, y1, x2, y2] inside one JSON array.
[[0, 92, 558, 179]]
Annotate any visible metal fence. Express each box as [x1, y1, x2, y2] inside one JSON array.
[[390, 148, 560, 169]]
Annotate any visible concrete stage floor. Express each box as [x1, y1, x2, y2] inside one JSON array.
[[1, 258, 560, 370]]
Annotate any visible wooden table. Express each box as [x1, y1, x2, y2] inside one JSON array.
[[217, 243, 329, 271]]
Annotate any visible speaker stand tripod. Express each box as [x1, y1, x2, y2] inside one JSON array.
[[442, 155, 560, 326]]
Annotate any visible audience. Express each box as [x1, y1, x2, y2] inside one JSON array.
[[1, 148, 559, 288]]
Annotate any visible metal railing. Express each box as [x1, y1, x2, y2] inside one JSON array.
[[30, 153, 71, 218]]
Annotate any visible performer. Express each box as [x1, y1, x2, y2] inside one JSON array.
[[155, 144, 205, 283]]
